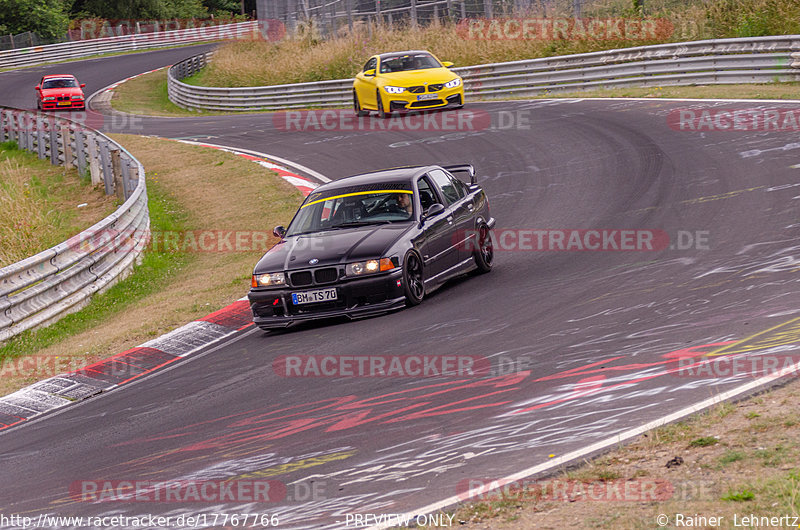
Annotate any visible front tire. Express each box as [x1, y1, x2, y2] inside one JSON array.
[[354, 90, 368, 117], [377, 90, 390, 119], [472, 223, 494, 273], [403, 251, 425, 305]]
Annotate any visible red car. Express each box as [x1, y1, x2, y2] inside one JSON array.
[[35, 74, 86, 111]]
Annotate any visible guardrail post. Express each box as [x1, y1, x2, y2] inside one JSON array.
[[99, 139, 113, 195], [49, 121, 60, 165], [18, 114, 28, 150], [121, 157, 132, 200], [5, 111, 15, 144], [36, 116, 46, 159], [75, 128, 86, 176], [128, 163, 141, 196], [111, 148, 124, 201], [88, 136, 101, 187], [61, 124, 74, 167], [0, 110, 9, 143]]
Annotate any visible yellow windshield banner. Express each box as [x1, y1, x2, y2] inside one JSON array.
[[302, 190, 414, 209]]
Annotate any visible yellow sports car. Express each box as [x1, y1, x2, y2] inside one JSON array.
[[353, 50, 464, 118]]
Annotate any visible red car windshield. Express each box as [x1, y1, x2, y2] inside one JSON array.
[[42, 78, 79, 89]]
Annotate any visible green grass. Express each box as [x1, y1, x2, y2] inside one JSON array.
[[719, 450, 746, 465], [0, 181, 192, 362], [722, 488, 756, 502], [0, 141, 115, 266], [688, 436, 719, 448], [111, 70, 204, 117]]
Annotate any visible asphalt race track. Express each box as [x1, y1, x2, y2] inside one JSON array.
[[2, 47, 800, 528]]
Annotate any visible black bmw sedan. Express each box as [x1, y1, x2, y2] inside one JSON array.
[[248, 164, 495, 330]]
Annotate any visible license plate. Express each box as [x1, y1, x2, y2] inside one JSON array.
[[57, 101, 71, 106], [417, 93, 437, 100], [292, 288, 337, 305]]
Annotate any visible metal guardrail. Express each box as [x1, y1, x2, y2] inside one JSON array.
[[167, 35, 800, 111], [0, 108, 150, 342], [0, 21, 260, 70]]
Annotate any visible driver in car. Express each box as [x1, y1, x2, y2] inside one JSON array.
[[396, 193, 413, 217]]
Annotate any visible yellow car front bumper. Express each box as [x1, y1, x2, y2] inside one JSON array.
[[382, 85, 464, 112]]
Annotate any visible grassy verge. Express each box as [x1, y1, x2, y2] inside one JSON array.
[[0, 141, 116, 266], [109, 69, 214, 117], [431, 380, 800, 529], [0, 135, 302, 396]]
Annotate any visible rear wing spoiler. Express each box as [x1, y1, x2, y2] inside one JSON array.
[[443, 164, 476, 186]]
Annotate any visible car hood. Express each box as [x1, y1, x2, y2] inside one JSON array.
[[254, 223, 411, 273], [40, 87, 83, 97], [379, 68, 459, 85]]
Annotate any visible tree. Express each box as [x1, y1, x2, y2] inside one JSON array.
[[69, 0, 208, 20], [203, 0, 243, 16], [0, 0, 69, 40]]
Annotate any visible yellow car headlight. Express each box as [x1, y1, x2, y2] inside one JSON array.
[[444, 78, 462, 89], [384, 86, 405, 94]]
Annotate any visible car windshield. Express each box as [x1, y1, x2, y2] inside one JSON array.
[[286, 186, 415, 237], [379, 53, 441, 73], [42, 78, 78, 89]]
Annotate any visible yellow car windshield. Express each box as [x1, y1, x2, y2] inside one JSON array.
[[380, 54, 441, 73]]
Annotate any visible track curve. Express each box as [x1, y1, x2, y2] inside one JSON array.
[[2, 52, 800, 528]]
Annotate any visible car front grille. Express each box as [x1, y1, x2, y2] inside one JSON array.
[[314, 267, 338, 284], [290, 271, 313, 286], [409, 99, 444, 108], [408, 86, 425, 94], [58, 96, 69, 101], [428, 84, 444, 92], [290, 267, 341, 287]]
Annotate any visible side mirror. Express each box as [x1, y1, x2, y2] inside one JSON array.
[[442, 61, 454, 68], [35, 86, 40, 91], [363, 69, 376, 77], [422, 203, 445, 223], [80, 83, 86, 88], [273, 225, 286, 238]]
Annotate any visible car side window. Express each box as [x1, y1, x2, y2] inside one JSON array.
[[363, 57, 377, 73], [416, 177, 438, 213], [427, 169, 461, 205], [445, 170, 470, 198]]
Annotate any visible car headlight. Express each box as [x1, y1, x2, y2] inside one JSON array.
[[346, 258, 395, 276], [384, 86, 405, 94], [71, 95, 83, 100], [444, 78, 462, 88], [251, 272, 286, 287], [43, 97, 56, 101]]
